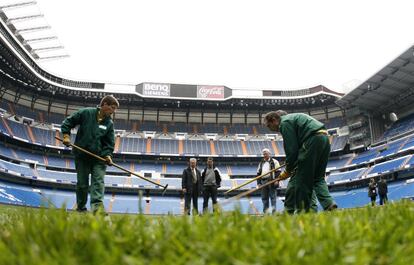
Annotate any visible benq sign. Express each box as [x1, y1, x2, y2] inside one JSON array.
[[197, 86, 224, 99], [143, 83, 170, 97]]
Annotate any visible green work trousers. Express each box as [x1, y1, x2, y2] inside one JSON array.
[[285, 134, 334, 214], [75, 157, 106, 213]]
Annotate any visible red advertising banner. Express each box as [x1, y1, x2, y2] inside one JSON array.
[[197, 86, 224, 99]]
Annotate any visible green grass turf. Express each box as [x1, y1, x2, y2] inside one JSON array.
[[0, 201, 413, 265]]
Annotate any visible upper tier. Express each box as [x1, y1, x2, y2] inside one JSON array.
[[0, 116, 349, 156]]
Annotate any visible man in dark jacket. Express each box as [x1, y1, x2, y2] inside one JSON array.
[[201, 157, 222, 213], [368, 178, 377, 206], [61, 95, 119, 213], [182, 158, 202, 215], [264, 110, 337, 214], [378, 177, 388, 205]]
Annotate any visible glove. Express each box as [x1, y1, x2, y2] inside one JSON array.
[[62, 134, 71, 147], [104, 156, 113, 166], [279, 171, 290, 180]]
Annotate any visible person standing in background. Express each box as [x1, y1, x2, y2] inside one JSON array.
[[201, 157, 222, 213], [368, 178, 377, 206], [378, 177, 388, 205], [257, 148, 281, 214], [182, 158, 202, 215]]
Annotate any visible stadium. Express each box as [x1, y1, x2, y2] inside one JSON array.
[[1, 1, 414, 264]]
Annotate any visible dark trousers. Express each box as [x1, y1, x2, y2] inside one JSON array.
[[75, 158, 106, 213], [184, 183, 199, 215], [370, 196, 377, 206], [285, 134, 334, 214], [203, 185, 218, 213], [379, 194, 388, 205], [260, 178, 277, 213]]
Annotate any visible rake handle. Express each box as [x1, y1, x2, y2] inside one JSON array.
[[221, 177, 283, 206], [224, 163, 285, 194], [55, 136, 169, 194]]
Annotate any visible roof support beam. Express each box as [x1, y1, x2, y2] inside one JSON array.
[[368, 81, 405, 93], [31, 46, 64, 53], [23, 36, 58, 44], [389, 66, 414, 78], [378, 88, 414, 113], [0, 1, 36, 10], [377, 75, 414, 86], [30, 94, 37, 109], [354, 97, 379, 107], [368, 90, 393, 99], [396, 57, 414, 66], [0, 86, 6, 99], [36, 54, 70, 61], [15, 26, 51, 34], [14, 90, 22, 104], [6, 14, 44, 24], [47, 97, 52, 114]]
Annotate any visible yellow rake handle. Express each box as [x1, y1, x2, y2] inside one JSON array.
[[55, 136, 169, 194], [224, 163, 285, 194]]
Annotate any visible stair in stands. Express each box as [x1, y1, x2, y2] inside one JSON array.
[[209, 140, 216, 156], [1, 118, 14, 136], [241, 140, 248, 155], [114, 136, 121, 153], [146, 138, 152, 153], [271, 140, 280, 156], [26, 125, 36, 143]]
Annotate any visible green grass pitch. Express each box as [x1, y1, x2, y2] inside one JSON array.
[[0, 201, 413, 264]]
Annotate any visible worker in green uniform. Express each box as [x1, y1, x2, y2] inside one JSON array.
[[61, 95, 119, 213], [264, 110, 337, 214]]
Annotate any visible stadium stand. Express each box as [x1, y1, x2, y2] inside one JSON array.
[[366, 156, 410, 177], [382, 113, 414, 139], [2, 136, 414, 191], [2, 15, 414, 214], [1, 98, 346, 135], [327, 157, 352, 170], [182, 140, 211, 155], [327, 168, 367, 184], [350, 147, 381, 165], [400, 136, 414, 151], [332, 180, 414, 208], [2, 110, 414, 213], [330, 135, 348, 152]]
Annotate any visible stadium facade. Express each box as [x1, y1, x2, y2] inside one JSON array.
[[1, 7, 414, 214]]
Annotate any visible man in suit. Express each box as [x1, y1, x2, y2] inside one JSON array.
[[182, 158, 202, 215]]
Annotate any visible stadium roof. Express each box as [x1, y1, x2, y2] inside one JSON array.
[[0, 15, 343, 111], [337, 44, 414, 115]]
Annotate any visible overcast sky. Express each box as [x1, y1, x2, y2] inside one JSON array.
[[2, 0, 413, 93]]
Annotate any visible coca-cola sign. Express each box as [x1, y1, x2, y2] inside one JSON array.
[[197, 86, 224, 99]]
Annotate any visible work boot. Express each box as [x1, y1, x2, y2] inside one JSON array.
[[326, 203, 338, 211], [76, 207, 87, 213]]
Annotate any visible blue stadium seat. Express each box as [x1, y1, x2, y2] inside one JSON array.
[[367, 156, 410, 176], [327, 168, 367, 184]]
